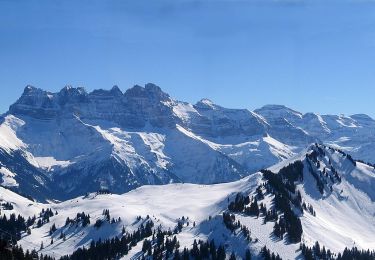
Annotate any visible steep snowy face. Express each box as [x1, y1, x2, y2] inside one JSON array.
[[261, 144, 375, 254], [297, 144, 375, 250], [292, 143, 375, 201]]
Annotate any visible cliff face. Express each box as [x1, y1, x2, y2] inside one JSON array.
[[9, 84, 178, 128]]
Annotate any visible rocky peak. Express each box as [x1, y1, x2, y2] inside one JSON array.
[[350, 114, 375, 122], [57, 86, 88, 105], [255, 104, 302, 117], [89, 85, 123, 98], [194, 98, 219, 110], [145, 83, 170, 100], [20, 85, 50, 97], [125, 83, 170, 103], [9, 85, 59, 118], [23, 85, 38, 93], [110, 85, 123, 96], [254, 105, 303, 125]]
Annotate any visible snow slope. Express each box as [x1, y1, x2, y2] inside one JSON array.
[[0, 144, 373, 259], [7, 176, 259, 258]]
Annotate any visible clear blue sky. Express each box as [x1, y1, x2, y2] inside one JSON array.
[[1, 0, 375, 116]]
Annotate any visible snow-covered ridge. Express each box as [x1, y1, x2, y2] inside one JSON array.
[[273, 144, 375, 252]]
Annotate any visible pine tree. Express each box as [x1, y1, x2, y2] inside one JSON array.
[[122, 225, 126, 235], [245, 249, 251, 260], [217, 245, 226, 260]]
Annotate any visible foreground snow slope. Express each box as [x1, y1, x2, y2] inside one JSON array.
[[298, 151, 375, 251], [10, 175, 259, 258], [0, 144, 373, 259]]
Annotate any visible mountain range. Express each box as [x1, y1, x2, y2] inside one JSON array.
[[1, 84, 374, 201]]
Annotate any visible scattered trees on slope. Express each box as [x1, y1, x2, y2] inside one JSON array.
[[261, 160, 305, 243], [0, 213, 27, 242], [0, 238, 54, 260], [300, 242, 375, 260]]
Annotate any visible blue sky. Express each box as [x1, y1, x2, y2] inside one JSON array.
[[1, 0, 375, 116]]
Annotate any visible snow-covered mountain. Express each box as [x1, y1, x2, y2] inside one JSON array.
[[1, 84, 375, 201], [1, 144, 374, 259]]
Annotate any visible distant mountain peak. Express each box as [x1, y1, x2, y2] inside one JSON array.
[[145, 82, 162, 92], [200, 98, 215, 105], [195, 98, 219, 110], [23, 85, 38, 92], [350, 113, 374, 121], [57, 85, 88, 106], [255, 104, 303, 119], [261, 104, 288, 109], [59, 85, 87, 95], [90, 85, 123, 97], [9, 85, 58, 118], [110, 85, 122, 95], [257, 104, 301, 113], [21, 85, 49, 96], [125, 83, 170, 102]]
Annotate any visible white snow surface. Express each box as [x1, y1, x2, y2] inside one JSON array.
[[0, 166, 18, 187], [0, 146, 373, 259]]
